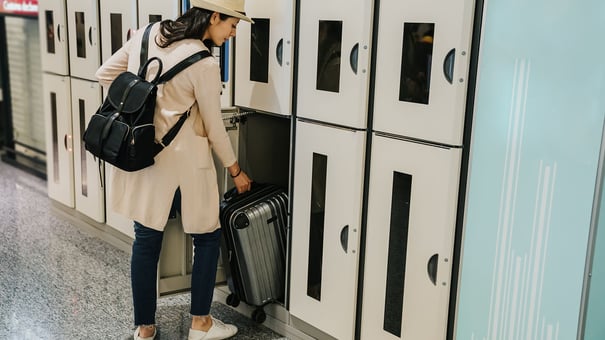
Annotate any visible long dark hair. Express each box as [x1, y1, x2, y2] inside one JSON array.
[[156, 7, 230, 48]]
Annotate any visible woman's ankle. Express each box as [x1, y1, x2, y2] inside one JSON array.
[[138, 324, 156, 337], [191, 315, 212, 331]]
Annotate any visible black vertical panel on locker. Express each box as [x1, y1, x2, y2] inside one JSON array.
[[359, 0, 475, 338]]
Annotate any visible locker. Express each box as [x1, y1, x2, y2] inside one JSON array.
[[66, 0, 101, 81], [70, 78, 104, 223], [372, 0, 475, 145], [100, 0, 138, 63], [37, 0, 70, 75], [296, 0, 373, 129], [43, 74, 74, 208], [138, 0, 181, 27], [234, 0, 294, 116], [290, 120, 365, 340], [360, 134, 461, 339]]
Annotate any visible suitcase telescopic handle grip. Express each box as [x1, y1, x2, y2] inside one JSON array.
[[223, 181, 262, 200]]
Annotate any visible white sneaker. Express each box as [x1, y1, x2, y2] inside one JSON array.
[[134, 325, 157, 340], [188, 317, 238, 340]]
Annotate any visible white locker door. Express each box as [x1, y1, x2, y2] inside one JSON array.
[[234, 0, 294, 116], [100, 0, 138, 63], [360, 134, 461, 340], [290, 120, 365, 340], [372, 0, 475, 145], [70, 78, 104, 223], [43, 74, 74, 207], [297, 0, 373, 129], [138, 0, 181, 26], [66, 0, 100, 81], [38, 0, 69, 75]]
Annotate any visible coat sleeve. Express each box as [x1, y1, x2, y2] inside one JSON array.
[[190, 61, 237, 168], [95, 35, 135, 88]]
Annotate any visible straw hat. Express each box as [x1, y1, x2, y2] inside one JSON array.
[[190, 0, 254, 23]]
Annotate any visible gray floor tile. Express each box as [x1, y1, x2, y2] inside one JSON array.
[[0, 161, 285, 340]]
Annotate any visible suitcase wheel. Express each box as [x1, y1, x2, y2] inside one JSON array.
[[226, 293, 240, 308], [252, 308, 266, 324]]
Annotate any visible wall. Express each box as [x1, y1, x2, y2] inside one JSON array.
[[455, 0, 605, 339]]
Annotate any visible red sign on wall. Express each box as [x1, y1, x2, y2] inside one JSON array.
[[0, 0, 39, 17]]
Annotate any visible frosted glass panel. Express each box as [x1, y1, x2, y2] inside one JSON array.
[[456, 0, 605, 339]]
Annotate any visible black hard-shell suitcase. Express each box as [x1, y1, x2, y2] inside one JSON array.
[[219, 183, 288, 323]]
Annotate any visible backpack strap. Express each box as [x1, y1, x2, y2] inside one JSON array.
[[152, 51, 213, 155], [158, 50, 213, 84], [138, 23, 155, 75]]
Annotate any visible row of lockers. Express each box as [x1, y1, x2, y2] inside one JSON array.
[[42, 72, 462, 339], [38, 0, 476, 339], [38, 0, 473, 145]]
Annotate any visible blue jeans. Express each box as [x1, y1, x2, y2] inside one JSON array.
[[131, 189, 222, 325]]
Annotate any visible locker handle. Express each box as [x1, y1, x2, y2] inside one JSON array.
[[57, 24, 61, 42], [349, 43, 359, 74], [276, 38, 283, 66], [64, 134, 73, 152], [427, 254, 438, 285], [443, 48, 455, 84], [88, 26, 93, 46], [340, 225, 349, 253]]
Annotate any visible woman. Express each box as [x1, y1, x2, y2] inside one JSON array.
[[95, 1, 253, 339]]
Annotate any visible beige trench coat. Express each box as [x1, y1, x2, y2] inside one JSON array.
[[95, 23, 236, 233]]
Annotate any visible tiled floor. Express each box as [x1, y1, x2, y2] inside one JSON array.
[[0, 161, 287, 340]]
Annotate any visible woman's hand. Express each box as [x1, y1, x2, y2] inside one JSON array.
[[228, 162, 252, 194], [233, 170, 252, 194]]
